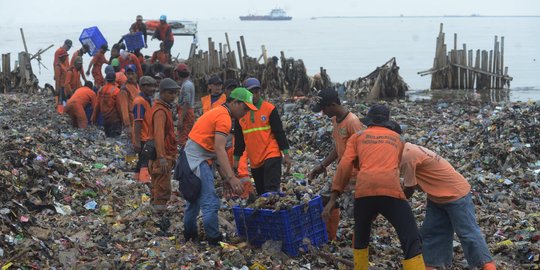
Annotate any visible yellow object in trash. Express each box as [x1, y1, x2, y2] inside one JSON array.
[[250, 262, 267, 270], [496, 239, 514, 247], [2, 262, 13, 270], [100, 205, 114, 216], [125, 154, 137, 164], [141, 194, 151, 203]]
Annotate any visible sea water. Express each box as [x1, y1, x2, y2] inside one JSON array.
[[0, 17, 539, 101]]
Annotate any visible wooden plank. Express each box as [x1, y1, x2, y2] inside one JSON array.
[[451, 63, 511, 79]]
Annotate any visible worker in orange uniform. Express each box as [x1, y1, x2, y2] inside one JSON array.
[[148, 78, 179, 213], [92, 66, 122, 137], [111, 58, 127, 87], [308, 88, 365, 241], [178, 87, 256, 245], [64, 81, 96, 129], [175, 63, 195, 148], [86, 44, 109, 88], [70, 44, 90, 83], [119, 49, 143, 78], [54, 51, 70, 113], [400, 142, 496, 270], [117, 64, 140, 138], [64, 57, 84, 99], [54, 39, 72, 71], [323, 104, 425, 270], [133, 76, 156, 183], [152, 15, 174, 61], [150, 42, 170, 65], [201, 75, 226, 114], [233, 78, 293, 195]]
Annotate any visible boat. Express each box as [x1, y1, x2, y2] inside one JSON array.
[[144, 20, 198, 38], [239, 8, 292, 21]]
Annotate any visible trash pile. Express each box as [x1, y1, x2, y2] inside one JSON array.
[[281, 97, 540, 268], [0, 92, 539, 269]]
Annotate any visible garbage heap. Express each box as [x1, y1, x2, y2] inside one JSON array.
[[281, 97, 539, 268], [340, 57, 409, 101]]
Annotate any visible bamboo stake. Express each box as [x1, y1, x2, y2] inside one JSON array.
[[236, 41, 243, 70], [240, 36, 248, 57], [488, 50, 493, 89], [474, 50, 480, 89], [20, 28, 29, 54], [501, 36, 505, 88], [225, 32, 232, 53]]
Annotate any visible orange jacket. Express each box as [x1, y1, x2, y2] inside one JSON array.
[[150, 99, 177, 160], [332, 126, 405, 199], [64, 67, 83, 97], [119, 53, 143, 77], [92, 83, 121, 124], [53, 47, 69, 76], [91, 51, 107, 77], [66, 86, 96, 109], [54, 62, 68, 90], [133, 93, 153, 142], [150, 50, 170, 64], [237, 101, 281, 168], [117, 83, 139, 127], [156, 23, 174, 41], [201, 94, 226, 114], [115, 71, 128, 87]]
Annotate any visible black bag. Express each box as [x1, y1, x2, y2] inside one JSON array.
[[174, 150, 201, 203], [141, 140, 157, 160]]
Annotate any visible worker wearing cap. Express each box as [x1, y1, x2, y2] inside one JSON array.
[[400, 143, 496, 270], [87, 44, 109, 88], [201, 75, 226, 114], [234, 78, 293, 195], [323, 104, 425, 269], [117, 64, 140, 137], [152, 15, 174, 60], [54, 50, 70, 113], [70, 44, 90, 83], [150, 42, 170, 65], [111, 58, 128, 87], [133, 76, 157, 183], [130, 15, 148, 48], [91, 66, 123, 137], [308, 88, 366, 241], [64, 81, 96, 129], [148, 78, 179, 212], [119, 49, 143, 78], [175, 63, 195, 148], [64, 57, 84, 99], [180, 87, 256, 245], [54, 39, 72, 70]]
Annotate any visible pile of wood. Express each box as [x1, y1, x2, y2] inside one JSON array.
[[419, 23, 512, 90], [185, 34, 331, 98], [341, 57, 408, 101]]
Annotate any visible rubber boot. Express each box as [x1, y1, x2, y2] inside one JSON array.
[[353, 248, 368, 270], [402, 254, 426, 270], [482, 261, 497, 270]]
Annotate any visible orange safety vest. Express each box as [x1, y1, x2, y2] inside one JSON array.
[[238, 100, 281, 168], [96, 83, 121, 124], [201, 94, 226, 114], [150, 100, 177, 160], [133, 94, 153, 142], [156, 23, 174, 41]]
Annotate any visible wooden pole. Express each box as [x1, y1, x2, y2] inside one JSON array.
[[493, 36, 499, 88], [236, 41, 243, 70], [240, 36, 248, 58], [225, 32, 232, 53], [500, 36, 505, 88], [20, 28, 29, 54], [261, 45, 268, 64], [488, 50, 493, 89], [474, 50, 480, 89]]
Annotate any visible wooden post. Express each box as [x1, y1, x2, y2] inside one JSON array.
[[20, 28, 29, 54], [236, 41, 243, 70], [488, 50, 493, 89], [468, 49, 474, 89], [493, 36, 499, 88], [500, 36, 505, 88], [225, 32, 232, 53], [474, 50, 480, 89], [188, 43, 197, 59], [261, 45, 268, 64], [481, 50, 489, 89], [240, 36, 248, 58]]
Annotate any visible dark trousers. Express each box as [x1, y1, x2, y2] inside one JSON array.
[[103, 121, 122, 138], [135, 141, 149, 173], [354, 196, 422, 259], [163, 40, 174, 60], [251, 157, 282, 195]]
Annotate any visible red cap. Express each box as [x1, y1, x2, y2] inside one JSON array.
[[175, 63, 189, 72]]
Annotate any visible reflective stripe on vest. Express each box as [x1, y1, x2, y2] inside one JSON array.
[[242, 125, 271, 134]]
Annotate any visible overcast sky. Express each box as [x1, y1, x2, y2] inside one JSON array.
[[0, 0, 539, 23]]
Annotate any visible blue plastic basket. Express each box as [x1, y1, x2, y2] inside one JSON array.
[[79, 26, 107, 56], [232, 195, 328, 257], [123, 32, 145, 51]]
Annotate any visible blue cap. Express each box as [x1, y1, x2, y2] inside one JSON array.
[[125, 64, 137, 73], [160, 15, 167, 21], [243, 77, 261, 91], [104, 65, 115, 76]]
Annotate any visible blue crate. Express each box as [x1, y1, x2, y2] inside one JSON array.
[[233, 195, 328, 256], [79, 26, 107, 56], [123, 32, 145, 51]]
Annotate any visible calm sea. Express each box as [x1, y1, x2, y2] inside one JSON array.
[[1, 17, 539, 101]]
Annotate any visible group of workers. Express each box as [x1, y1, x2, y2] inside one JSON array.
[[51, 15, 498, 270]]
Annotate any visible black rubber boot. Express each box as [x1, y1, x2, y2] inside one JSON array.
[[207, 234, 223, 246], [183, 231, 199, 242]]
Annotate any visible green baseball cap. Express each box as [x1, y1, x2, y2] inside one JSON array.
[[230, 87, 258, 111], [111, 58, 120, 67]]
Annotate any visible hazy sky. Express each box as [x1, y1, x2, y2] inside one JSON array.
[[0, 0, 539, 23]]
